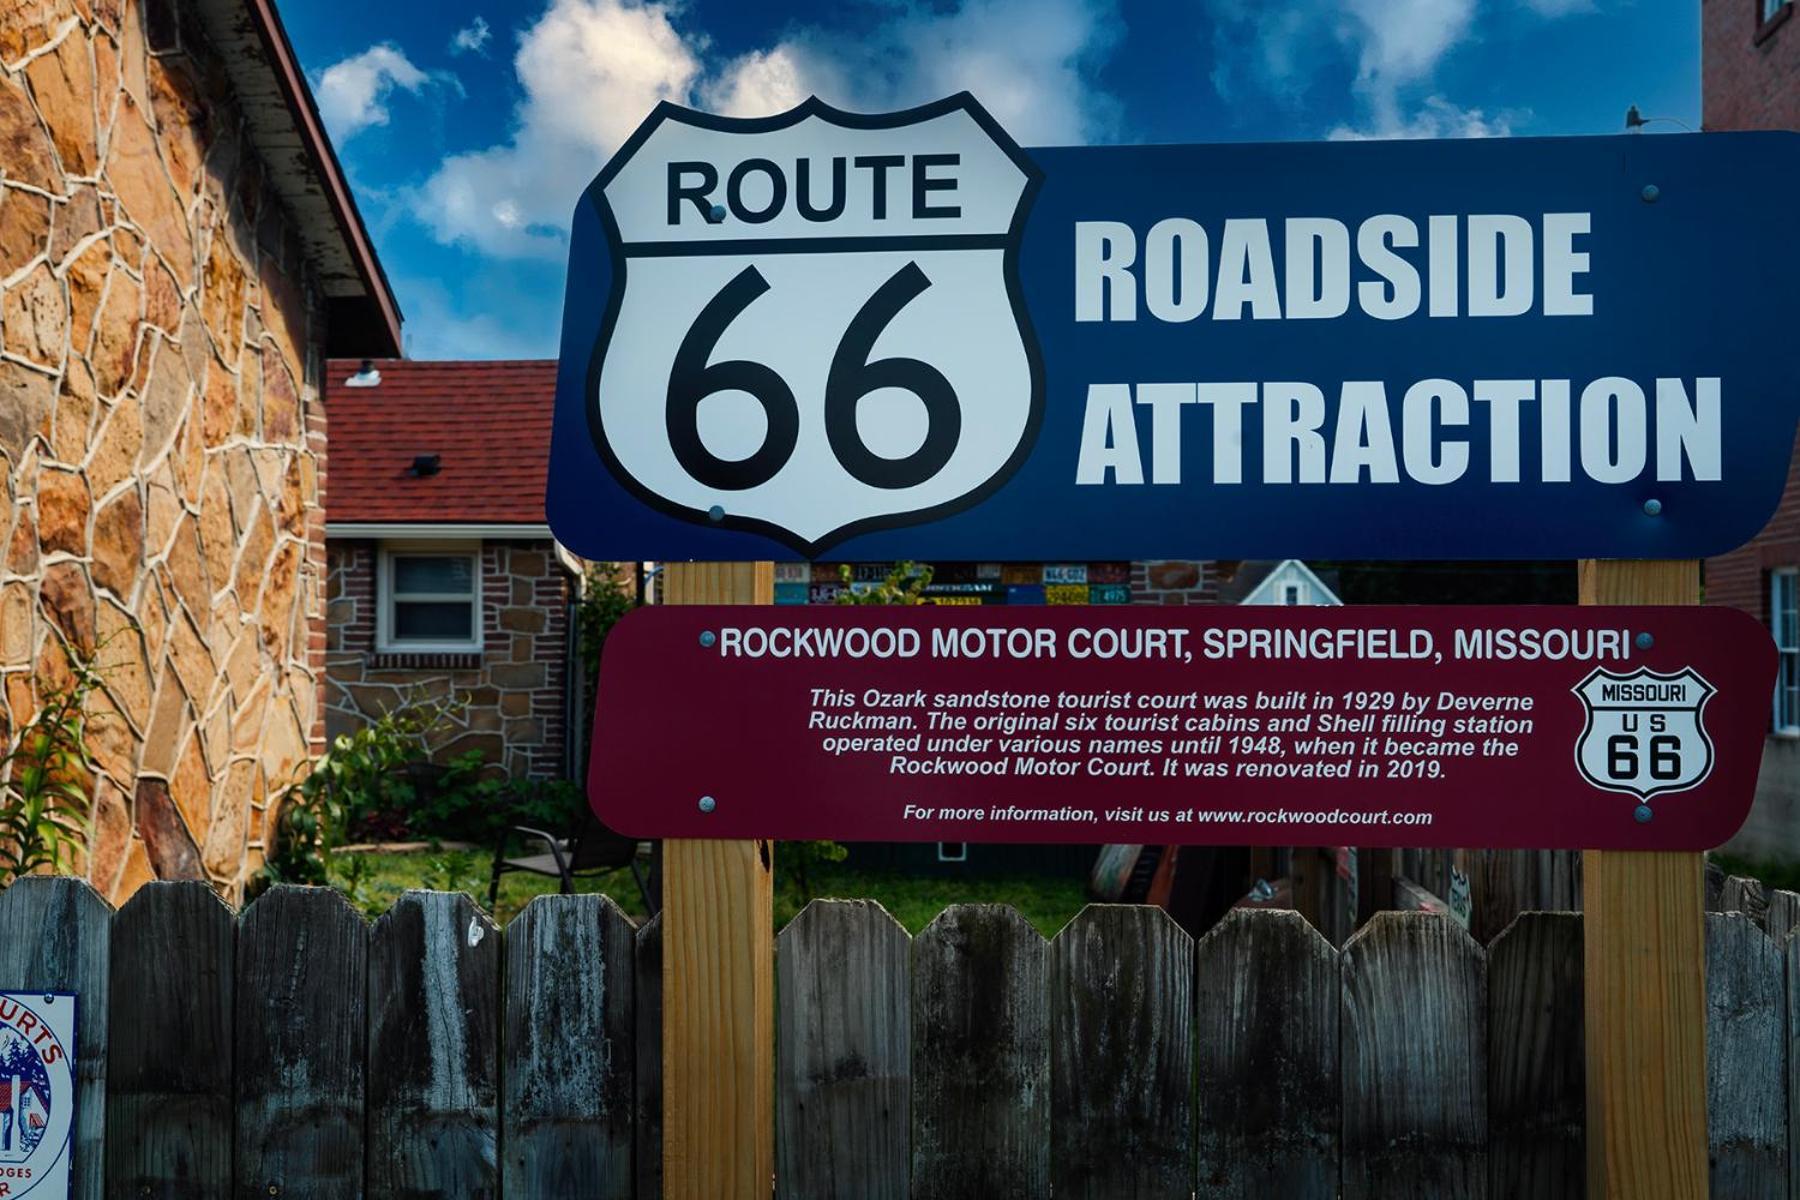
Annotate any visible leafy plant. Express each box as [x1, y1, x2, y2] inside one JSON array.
[[834, 560, 935, 605], [0, 656, 105, 884], [421, 850, 486, 896], [577, 565, 639, 696], [405, 750, 508, 842], [408, 756, 584, 843], [332, 852, 381, 915], [255, 691, 467, 895]]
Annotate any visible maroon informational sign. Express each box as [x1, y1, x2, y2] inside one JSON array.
[[589, 605, 1775, 850]]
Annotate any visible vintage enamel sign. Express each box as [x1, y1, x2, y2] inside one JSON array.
[[1574, 667, 1717, 800], [0, 993, 74, 1199], [547, 94, 1800, 561], [589, 606, 1775, 849]]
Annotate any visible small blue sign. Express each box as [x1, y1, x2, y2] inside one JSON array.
[[547, 94, 1800, 561]]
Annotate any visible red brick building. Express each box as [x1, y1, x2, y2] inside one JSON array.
[[322, 360, 579, 781], [1704, 0, 1800, 857]]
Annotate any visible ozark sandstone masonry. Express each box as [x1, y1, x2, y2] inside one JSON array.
[[0, 0, 397, 899]]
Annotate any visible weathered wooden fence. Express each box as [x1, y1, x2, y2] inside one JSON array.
[[0, 875, 1795, 1198]]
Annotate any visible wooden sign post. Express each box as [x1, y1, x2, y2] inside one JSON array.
[[662, 562, 776, 1198], [1580, 559, 1708, 1198]]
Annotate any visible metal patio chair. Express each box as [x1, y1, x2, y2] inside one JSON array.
[[489, 810, 656, 915]]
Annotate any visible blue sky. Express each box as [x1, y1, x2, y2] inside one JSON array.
[[279, 0, 1700, 361]]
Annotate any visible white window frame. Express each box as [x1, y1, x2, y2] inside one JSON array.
[[1773, 568, 1800, 734], [936, 842, 968, 863], [377, 542, 482, 654]]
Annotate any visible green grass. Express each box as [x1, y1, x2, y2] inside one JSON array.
[[1712, 852, 1800, 894], [327, 847, 1091, 936]]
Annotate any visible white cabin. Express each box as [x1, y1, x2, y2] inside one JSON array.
[[1233, 559, 1342, 607]]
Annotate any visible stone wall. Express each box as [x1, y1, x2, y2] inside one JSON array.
[[1130, 560, 1218, 605], [324, 540, 574, 781], [0, 0, 327, 900]]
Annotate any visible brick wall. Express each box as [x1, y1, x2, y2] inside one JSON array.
[[1703, 0, 1800, 130], [1130, 560, 1219, 605], [1702, 0, 1800, 619], [324, 538, 574, 781]]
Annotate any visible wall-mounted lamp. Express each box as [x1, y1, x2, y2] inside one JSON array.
[[1626, 105, 1695, 133]]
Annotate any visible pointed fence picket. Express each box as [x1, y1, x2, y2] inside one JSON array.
[[775, 898, 910, 1199], [235, 885, 368, 1195], [368, 890, 501, 1197], [1487, 911, 1585, 1198], [502, 892, 637, 1196], [1050, 904, 1194, 1198], [1193, 908, 1338, 1199], [5, 877, 1800, 1195], [910, 904, 1051, 1197], [106, 880, 234, 1197]]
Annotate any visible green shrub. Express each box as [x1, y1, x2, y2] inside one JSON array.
[[257, 692, 465, 893], [0, 656, 104, 885], [410, 758, 585, 843], [257, 690, 592, 899], [577, 565, 638, 698]]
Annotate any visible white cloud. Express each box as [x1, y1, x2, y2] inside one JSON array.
[[1206, 0, 1581, 141], [414, 0, 701, 259], [1328, 94, 1520, 140], [397, 271, 559, 359], [1343, 0, 1475, 91], [1520, 0, 1597, 14], [411, 0, 1120, 259], [315, 44, 431, 142], [704, 0, 1121, 147], [451, 16, 492, 55]]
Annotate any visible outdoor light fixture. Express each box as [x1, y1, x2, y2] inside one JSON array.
[[408, 454, 442, 477], [345, 359, 382, 387], [1625, 105, 1695, 132]]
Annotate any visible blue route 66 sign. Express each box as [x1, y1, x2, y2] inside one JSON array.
[[546, 93, 1800, 561], [0, 992, 74, 1199]]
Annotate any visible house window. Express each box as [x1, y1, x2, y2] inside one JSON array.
[[378, 545, 481, 653], [937, 842, 968, 863], [1775, 570, 1799, 733], [1760, 0, 1792, 38], [1282, 582, 1303, 605]]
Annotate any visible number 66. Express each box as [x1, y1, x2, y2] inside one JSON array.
[[665, 262, 960, 491]]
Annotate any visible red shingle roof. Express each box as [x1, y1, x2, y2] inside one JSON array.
[[326, 359, 557, 525]]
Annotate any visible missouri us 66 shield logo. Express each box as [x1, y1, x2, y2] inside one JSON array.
[[1574, 667, 1717, 801], [585, 94, 1043, 554]]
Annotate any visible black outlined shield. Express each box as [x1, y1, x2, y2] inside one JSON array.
[[586, 94, 1042, 554], [1573, 666, 1717, 800]]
